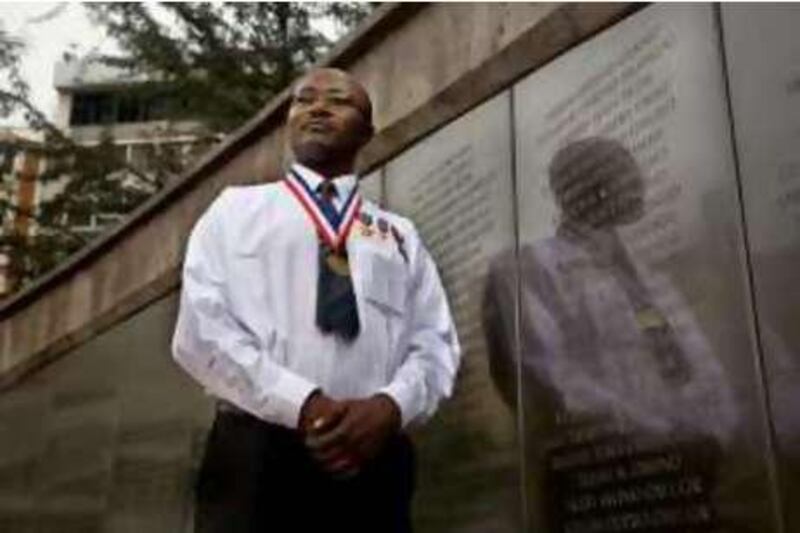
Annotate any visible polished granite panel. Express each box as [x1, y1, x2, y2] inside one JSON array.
[[385, 92, 522, 532], [0, 294, 212, 533], [722, 4, 800, 531], [501, 4, 779, 531]]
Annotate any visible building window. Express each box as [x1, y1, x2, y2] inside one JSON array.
[[0, 145, 15, 175], [69, 90, 184, 126], [70, 92, 116, 126], [117, 94, 144, 123]]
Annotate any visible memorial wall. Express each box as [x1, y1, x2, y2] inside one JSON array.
[[722, 5, 800, 532], [0, 294, 211, 532], [507, 5, 774, 531], [1, 4, 799, 532], [384, 93, 521, 531]]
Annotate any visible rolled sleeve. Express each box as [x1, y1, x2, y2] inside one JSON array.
[[379, 225, 461, 427]]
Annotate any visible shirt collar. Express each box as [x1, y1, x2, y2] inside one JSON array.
[[290, 162, 358, 199]]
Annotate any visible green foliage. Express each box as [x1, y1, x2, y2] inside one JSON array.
[[86, 2, 375, 132], [0, 25, 27, 117]]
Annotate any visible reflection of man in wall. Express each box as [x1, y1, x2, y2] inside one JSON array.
[[484, 137, 737, 531], [173, 68, 460, 532]]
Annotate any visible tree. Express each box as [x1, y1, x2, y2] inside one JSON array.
[[86, 3, 375, 132], [0, 22, 178, 287], [0, 23, 27, 118], [0, 3, 374, 295]]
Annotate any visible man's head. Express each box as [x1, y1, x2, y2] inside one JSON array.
[[287, 68, 374, 176], [549, 137, 645, 229]]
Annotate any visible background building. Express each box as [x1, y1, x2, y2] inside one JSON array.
[[0, 127, 44, 294], [0, 57, 215, 296], [52, 55, 213, 237]]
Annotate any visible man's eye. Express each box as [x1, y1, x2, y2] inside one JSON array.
[[294, 94, 314, 105], [328, 96, 352, 106]]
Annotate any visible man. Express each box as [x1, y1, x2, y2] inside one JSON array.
[[172, 68, 460, 532]]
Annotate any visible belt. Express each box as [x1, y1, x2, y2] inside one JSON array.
[[214, 399, 296, 435], [212, 398, 413, 463], [216, 398, 251, 416]]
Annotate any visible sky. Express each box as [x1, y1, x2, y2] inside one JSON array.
[[0, 2, 120, 128]]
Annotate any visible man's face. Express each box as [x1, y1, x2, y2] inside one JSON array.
[[287, 69, 373, 167]]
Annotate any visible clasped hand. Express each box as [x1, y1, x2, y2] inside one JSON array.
[[299, 391, 401, 478]]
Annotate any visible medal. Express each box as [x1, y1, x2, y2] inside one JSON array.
[[325, 250, 351, 276], [377, 218, 389, 239], [284, 169, 361, 252], [635, 307, 666, 330], [359, 211, 375, 237]]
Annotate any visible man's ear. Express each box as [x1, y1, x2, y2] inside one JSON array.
[[360, 121, 375, 146]]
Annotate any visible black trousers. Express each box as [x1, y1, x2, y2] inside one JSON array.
[[195, 408, 415, 533]]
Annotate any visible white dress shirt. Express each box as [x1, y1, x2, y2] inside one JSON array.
[[172, 163, 461, 429]]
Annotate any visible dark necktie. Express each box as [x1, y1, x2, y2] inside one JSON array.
[[315, 180, 360, 341], [609, 243, 690, 384]]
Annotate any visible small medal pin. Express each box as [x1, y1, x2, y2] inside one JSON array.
[[390, 225, 409, 264], [377, 218, 389, 240], [635, 307, 666, 331], [360, 212, 374, 237]]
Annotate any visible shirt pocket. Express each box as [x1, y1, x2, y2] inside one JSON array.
[[361, 251, 408, 317]]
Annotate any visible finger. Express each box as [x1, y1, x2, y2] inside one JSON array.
[[322, 454, 361, 478], [309, 442, 350, 464], [307, 443, 358, 473], [352, 429, 381, 460], [305, 422, 349, 452], [325, 454, 353, 471], [309, 415, 333, 435], [307, 403, 348, 437]]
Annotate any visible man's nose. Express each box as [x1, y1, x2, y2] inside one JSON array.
[[308, 99, 332, 116]]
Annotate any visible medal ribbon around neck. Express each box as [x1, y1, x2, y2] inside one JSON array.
[[284, 168, 362, 252]]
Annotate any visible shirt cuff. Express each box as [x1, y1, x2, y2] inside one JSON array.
[[378, 381, 418, 428], [262, 371, 319, 429]]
